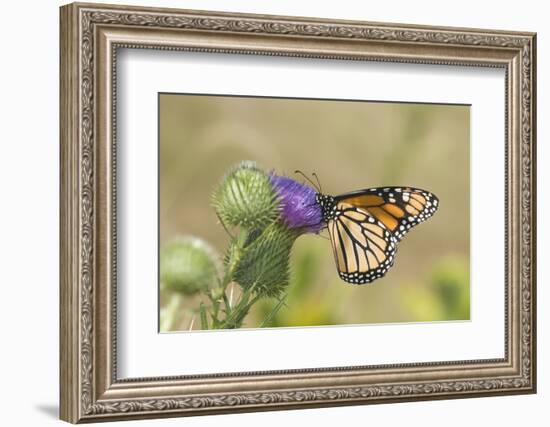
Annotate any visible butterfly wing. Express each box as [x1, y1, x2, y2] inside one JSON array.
[[327, 202, 397, 284], [335, 187, 439, 241]]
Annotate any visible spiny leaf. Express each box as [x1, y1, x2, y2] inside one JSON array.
[[233, 223, 298, 298]]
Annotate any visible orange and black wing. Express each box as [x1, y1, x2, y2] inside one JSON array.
[[335, 187, 439, 241], [326, 202, 397, 284]]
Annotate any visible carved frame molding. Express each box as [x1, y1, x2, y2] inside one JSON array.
[[60, 2, 536, 423]]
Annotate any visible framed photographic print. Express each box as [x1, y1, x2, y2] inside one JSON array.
[[59, 2, 537, 423]]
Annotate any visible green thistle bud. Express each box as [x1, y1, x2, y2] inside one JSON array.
[[211, 161, 279, 230], [160, 236, 219, 295], [233, 223, 298, 298]]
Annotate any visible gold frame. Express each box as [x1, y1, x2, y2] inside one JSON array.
[[60, 2, 537, 423]]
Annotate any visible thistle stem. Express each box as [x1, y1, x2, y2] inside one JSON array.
[[160, 293, 183, 332], [207, 229, 252, 329]]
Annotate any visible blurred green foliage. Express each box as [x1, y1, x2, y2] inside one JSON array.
[[397, 256, 470, 322], [254, 245, 469, 328], [255, 240, 340, 327], [159, 94, 470, 331]]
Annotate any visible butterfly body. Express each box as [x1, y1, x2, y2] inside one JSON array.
[[315, 187, 439, 285], [316, 194, 337, 220]]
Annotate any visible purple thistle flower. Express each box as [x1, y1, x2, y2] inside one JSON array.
[[269, 174, 323, 234]]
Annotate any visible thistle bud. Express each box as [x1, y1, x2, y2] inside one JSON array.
[[211, 161, 279, 230], [160, 237, 219, 295]]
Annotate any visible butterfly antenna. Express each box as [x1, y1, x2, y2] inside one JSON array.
[[312, 172, 323, 193], [294, 170, 320, 192]]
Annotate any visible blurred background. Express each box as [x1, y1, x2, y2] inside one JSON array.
[[159, 93, 470, 331]]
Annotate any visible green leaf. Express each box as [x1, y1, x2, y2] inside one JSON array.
[[199, 303, 209, 330], [259, 295, 287, 328]]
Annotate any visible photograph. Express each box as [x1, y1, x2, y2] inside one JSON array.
[[159, 94, 470, 332]]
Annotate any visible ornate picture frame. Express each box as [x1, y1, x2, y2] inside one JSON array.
[[60, 2, 536, 423]]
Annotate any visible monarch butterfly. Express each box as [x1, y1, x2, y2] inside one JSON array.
[[270, 172, 440, 285], [315, 186, 439, 284]]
